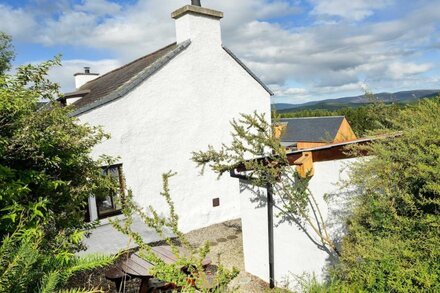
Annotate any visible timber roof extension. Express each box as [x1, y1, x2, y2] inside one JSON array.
[[71, 40, 191, 116], [280, 116, 345, 143]]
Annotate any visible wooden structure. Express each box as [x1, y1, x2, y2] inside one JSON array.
[[277, 116, 357, 150], [293, 151, 314, 178], [106, 245, 213, 292]]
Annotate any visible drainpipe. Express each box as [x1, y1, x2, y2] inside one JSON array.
[[267, 182, 275, 288], [230, 170, 275, 288]]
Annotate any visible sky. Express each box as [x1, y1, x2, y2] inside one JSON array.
[[1, 0, 439, 104]]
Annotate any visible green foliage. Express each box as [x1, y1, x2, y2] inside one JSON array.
[[0, 32, 14, 74], [192, 112, 339, 256], [0, 57, 117, 251], [57, 289, 104, 293], [0, 41, 118, 292], [0, 223, 114, 293], [322, 98, 440, 292], [112, 171, 239, 291], [278, 95, 401, 136]]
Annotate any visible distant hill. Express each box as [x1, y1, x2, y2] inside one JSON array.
[[273, 103, 300, 111], [273, 89, 440, 112]]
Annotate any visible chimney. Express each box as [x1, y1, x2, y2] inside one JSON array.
[[74, 67, 99, 89], [172, 2, 223, 46]]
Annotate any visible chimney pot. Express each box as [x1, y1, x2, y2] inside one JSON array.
[[84, 67, 90, 74], [191, 0, 201, 6]]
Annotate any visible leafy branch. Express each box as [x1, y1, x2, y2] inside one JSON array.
[[112, 172, 238, 291], [192, 111, 339, 256]]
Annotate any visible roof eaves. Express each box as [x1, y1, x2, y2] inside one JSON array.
[[280, 116, 345, 121], [71, 40, 192, 117], [285, 137, 375, 155], [222, 46, 274, 96], [62, 89, 91, 98]]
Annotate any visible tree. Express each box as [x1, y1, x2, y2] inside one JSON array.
[[0, 57, 117, 250], [192, 112, 340, 257], [0, 32, 14, 74], [327, 98, 440, 291], [0, 42, 117, 292]]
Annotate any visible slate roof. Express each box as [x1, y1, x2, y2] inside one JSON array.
[[71, 41, 191, 116], [279, 116, 345, 142], [68, 39, 273, 116]]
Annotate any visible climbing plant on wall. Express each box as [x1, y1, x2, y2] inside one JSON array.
[[192, 112, 340, 257]]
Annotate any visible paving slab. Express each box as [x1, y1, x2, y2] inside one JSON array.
[[79, 216, 173, 255]]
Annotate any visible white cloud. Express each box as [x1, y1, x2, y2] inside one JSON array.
[[275, 87, 308, 96], [310, 0, 394, 21], [388, 62, 432, 79], [4, 0, 440, 102], [0, 4, 36, 38], [74, 0, 121, 16]]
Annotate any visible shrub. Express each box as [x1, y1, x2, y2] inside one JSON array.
[[0, 219, 114, 293], [0, 41, 118, 292], [327, 98, 440, 292], [192, 112, 339, 256], [0, 57, 117, 252]]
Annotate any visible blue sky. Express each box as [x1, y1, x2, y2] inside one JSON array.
[[1, 0, 439, 104]]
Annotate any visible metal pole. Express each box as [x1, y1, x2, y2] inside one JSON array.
[[267, 183, 275, 288]]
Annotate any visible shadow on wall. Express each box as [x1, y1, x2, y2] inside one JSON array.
[[239, 174, 359, 277], [323, 188, 357, 273]]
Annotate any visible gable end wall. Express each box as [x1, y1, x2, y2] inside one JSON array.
[[77, 40, 271, 232]]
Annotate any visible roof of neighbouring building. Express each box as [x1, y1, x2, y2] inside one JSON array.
[[70, 41, 190, 116], [279, 116, 345, 142]]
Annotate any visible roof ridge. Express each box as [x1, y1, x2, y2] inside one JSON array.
[[79, 42, 177, 89]]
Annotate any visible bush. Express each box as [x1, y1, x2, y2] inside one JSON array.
[[0, 42, 118, 291], [0, 222, 114, 293], [326, 98, 440, 292], [0, 57, 116, 252]]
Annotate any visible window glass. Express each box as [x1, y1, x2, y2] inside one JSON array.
[[96, 165, 123, 219]]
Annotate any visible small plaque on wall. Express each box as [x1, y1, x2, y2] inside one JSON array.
[[213, 198, 220, 207]]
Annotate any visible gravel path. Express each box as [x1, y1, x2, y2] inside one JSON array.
[[185, 219, 270, 292]]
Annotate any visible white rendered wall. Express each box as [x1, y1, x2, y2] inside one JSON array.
[[76, 15, 271, 233], [66, 97, 82, 105], [75, 74, 99, 89], [175, 13, 222, 46], [239, 158, 358, 289]]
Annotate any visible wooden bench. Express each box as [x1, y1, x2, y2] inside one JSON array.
[[104, 266, 131, 292], [105, 245, 213, 292]]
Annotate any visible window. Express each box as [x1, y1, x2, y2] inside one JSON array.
[[85, 164, 125, 222], [96, 164, 124, 219]]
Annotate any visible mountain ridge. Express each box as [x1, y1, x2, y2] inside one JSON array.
[[273, 89, 440, 112]]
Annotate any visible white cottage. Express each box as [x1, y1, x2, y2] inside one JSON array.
[[64, 1, 272, 242]]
